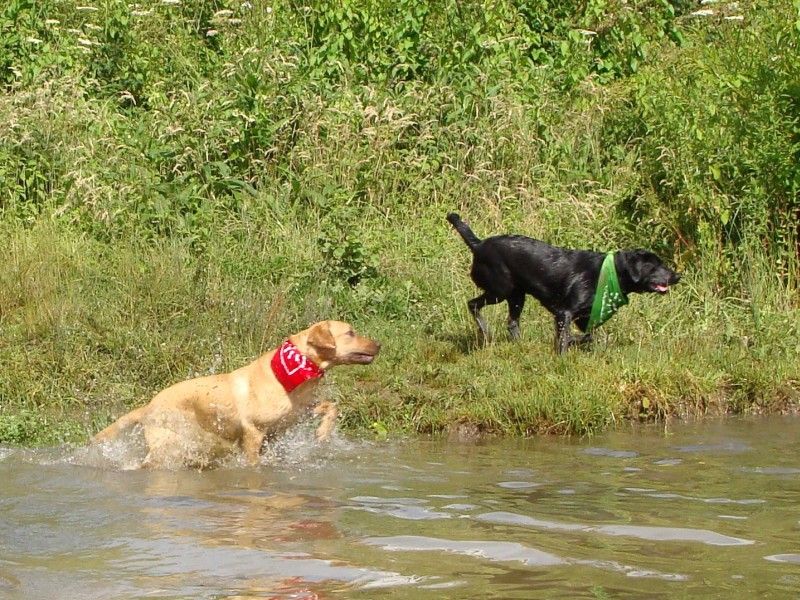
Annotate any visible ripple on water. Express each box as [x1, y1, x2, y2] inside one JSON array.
[[427, 494, 468, 499], [497, 481, 540, 489], [764, 554, 800, 565], [597, 524, 754, 546], [442, 503, 478, 511], [349, 496, 452, 520], [622, 488, 765, 506], [113, 535, 422, 590], [475, 511, 755, 546], [583, 447, 638, 458], [740, 466, 800, 475], [653, 458, 683, 466], [673, 441, 752, 454], [362, 535, 687, 581], [363, 535, 564, 566], [351, 496, 427, 505], [504, 468, 536, 477]]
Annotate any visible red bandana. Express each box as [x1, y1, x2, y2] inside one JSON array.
[[270, 340, 324, 393]]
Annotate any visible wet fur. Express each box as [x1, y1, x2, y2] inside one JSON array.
[[447, 213, 680, 353], [93, 320, 380, 468]]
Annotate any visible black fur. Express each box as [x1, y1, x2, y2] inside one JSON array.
[[447, 213, 680, 353]]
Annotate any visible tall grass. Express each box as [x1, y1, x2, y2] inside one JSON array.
[[0, 0, 798, 444]]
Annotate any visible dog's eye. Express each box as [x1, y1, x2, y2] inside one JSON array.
[[346, 330, 355, 337]]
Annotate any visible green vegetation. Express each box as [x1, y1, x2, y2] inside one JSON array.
[[1, 0, 798, 445]]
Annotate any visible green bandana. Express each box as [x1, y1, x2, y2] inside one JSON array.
[[587, 252, 628, 331]]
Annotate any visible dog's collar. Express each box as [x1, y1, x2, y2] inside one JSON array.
[[270, 340, 324, 393], [587, 252, 629, 331]]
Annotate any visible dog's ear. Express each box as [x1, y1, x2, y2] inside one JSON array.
[[307, 321, 337, 359], [627, 249, 649, 283]]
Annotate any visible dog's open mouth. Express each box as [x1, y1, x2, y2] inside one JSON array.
[[651, 283, 671, 293], [347, 352, 377, 364]]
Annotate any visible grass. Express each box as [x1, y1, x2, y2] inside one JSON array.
[[0, 0, 798, 445], [0, 213, 796, 446]]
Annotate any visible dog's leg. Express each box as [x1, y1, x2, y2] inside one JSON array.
[[571, 317, 593, 348], [141, 425, 184, 469], [506, 292, 525, 340], [468, 293, 500, 341], [314, 401, 338, 442], [554, 311, 574, 354], [241, 423, 266, 465], [93, 405, 147, 443]]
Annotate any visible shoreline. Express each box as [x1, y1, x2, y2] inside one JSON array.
[[2, 266, 797, 447]]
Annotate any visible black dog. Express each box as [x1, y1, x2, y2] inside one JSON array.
[[447, 213, 680, 353]]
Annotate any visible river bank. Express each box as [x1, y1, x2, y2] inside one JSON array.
[[1, 219, 797, 445]]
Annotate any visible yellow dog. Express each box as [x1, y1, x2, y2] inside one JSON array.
[[93, 320, 380, 468]]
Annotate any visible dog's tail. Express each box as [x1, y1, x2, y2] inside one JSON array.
[[446, 213, 481, 252], [93, 405, 147, 443]]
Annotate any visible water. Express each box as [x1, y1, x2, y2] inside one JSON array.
[[1, 417, 799, 599]]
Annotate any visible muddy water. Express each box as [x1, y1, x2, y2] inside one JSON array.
[[1, 417, 799, 599]]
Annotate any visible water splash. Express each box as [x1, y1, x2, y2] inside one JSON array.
[[257, 424, 357, 469], [3, 421, 359, 472]]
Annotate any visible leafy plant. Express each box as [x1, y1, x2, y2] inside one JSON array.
[[318, 228, 378, 287]]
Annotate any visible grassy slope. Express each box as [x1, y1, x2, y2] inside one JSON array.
[[1, 210, 797, 446], [0, 0, 798, 445]]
